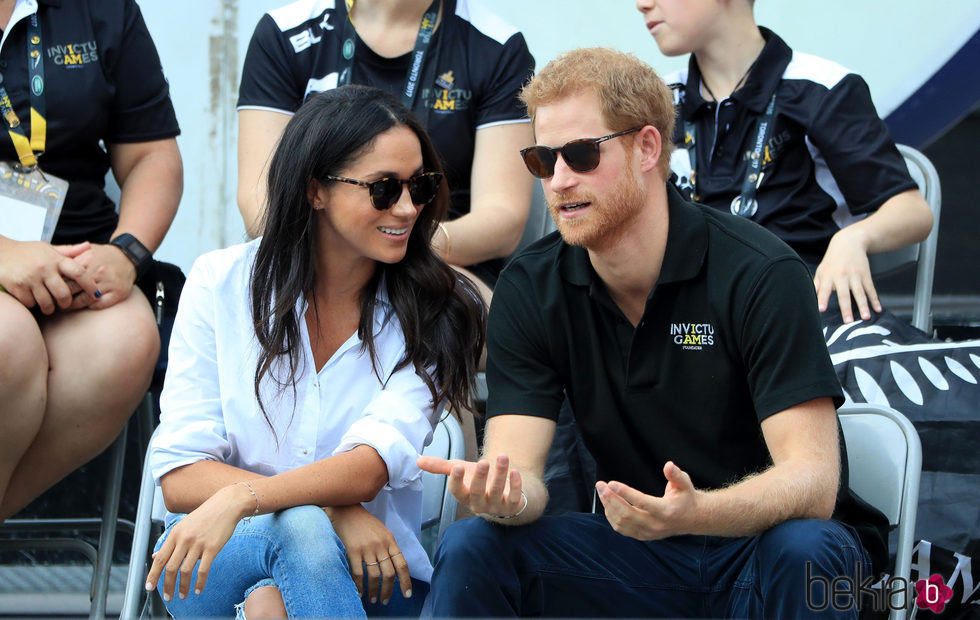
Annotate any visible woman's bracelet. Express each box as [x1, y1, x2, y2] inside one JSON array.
[[488, 490, 528, 520], [437, 222, 451, 261], [238, 481, 260, 522]]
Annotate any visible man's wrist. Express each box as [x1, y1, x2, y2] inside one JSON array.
[[482, 490, 528, 522]]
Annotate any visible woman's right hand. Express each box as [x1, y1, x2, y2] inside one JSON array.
[[0, 238, 100, 314], [325, 504, 412, 606], [146, 483, 254, 601]]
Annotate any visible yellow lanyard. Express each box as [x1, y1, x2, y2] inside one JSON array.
[[0, 12, 47, 169]]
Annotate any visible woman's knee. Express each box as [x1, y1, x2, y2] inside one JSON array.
[[0, 299, 47, 400], [242, 584, 287, 619], [271, 506, 347, 564], [47, 292, 160, 394], [0, 299, 46, 374], [95, 292, 160, 378]]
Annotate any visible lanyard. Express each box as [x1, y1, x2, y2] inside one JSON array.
[[683, 92, 776, 218], [338, 0, 440, 110], [0, 13, 46, 169]]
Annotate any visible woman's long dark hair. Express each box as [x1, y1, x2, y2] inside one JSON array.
[[250, 85, 485, 433]]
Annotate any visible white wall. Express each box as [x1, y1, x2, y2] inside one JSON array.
[[137, 1, 980, 273]]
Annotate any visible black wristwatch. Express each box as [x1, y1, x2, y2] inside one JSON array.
[[109, 233, 153, 280]]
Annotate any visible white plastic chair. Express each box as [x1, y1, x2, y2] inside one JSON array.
[[120, 413, 466, 619], [867, 144, 942, 334], [838, 403, 922, 620]]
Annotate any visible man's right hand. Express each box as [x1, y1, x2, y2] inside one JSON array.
[[417, 454, 525, 520], [0, 238, 100, 314]]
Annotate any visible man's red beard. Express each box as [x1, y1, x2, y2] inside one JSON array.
[[547, 162, 645, 251]]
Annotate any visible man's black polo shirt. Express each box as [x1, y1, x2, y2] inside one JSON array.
[[486, 184, 887, 573], [0, 0, 179, 243], [487, 183, 843, 495]]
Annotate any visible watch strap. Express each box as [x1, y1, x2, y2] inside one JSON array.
[[109, 233, 153, 280]]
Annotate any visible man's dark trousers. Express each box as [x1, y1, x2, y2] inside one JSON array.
[[429, 512, 871, 618]]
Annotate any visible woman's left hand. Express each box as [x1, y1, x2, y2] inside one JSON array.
[[325, 504, 412, 606], [145, 484, 253, 601], [62, 242, 137, 311]]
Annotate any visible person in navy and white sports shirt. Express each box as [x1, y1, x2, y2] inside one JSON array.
[[636, 0, 933, 326]]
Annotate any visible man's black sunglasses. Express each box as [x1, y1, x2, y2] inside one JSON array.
[[325, 171, 443, 211], [520, 128, 642, 179]]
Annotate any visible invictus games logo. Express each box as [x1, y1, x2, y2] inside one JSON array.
[[670, 322, 715, 350], [47, 41, 98, 67], [422, 86, 471, 112]]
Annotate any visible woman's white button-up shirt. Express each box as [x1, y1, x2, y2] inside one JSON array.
[[149, 240, 441, 582]]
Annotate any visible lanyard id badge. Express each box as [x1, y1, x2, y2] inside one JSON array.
[[0, 161, 68, 242], [683, 92, 776, 218], [0, 13, 67, 243]]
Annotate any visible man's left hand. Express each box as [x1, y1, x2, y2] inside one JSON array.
[[813, 227, 881, 324], [596, 461, 701, 541], [62, 243, 137, 310]]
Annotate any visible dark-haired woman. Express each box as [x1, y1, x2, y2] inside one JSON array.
[[146, 85, 485, 618]]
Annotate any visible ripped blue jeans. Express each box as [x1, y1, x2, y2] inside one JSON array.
[[153, 505, 427, 618]]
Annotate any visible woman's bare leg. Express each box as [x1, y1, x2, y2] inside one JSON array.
[[0, 295, 48, 514], [243, 585, 288, 618], [0, 289, 159, 519]]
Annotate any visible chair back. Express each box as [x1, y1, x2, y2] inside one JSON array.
[[838, 403, 922, 620], [867, 144, 942, 333]]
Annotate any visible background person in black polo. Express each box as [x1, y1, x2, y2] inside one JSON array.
[[636, 0, 933, 325], [419, 48, 884, 619], [0, 0, 181, 520]]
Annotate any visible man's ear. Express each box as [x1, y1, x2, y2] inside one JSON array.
[[636, 125, 663, 174]]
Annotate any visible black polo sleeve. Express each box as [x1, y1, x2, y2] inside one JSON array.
[[103, 0, 179, 143], [485, 271, 565, 421], [238, 14, 307, 112], [736, 256, 844, 421], [473, 32, 533, 128], [807, 74, 917, 215]]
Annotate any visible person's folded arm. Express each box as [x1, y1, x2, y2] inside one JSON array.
[[433, 122, 534, 265], [598, 396, 840, 540], [333, 362, 442, 493], [150, 360, 438, 599]]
